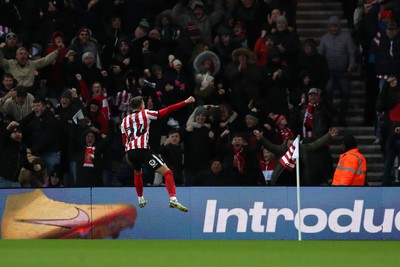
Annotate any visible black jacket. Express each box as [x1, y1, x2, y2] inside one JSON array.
[[0, 124, 34, 182], [19, 108, 61, 155]]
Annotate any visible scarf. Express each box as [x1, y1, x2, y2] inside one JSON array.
[[233, 147, 246, 174], [280, 127, 294, 142], [303, 103, 316, 138], [83, 146, 95, 167], [259, 158, 276, 182]]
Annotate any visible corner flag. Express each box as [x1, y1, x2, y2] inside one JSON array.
[[279, 136, 300, 170], [292, 136, 299, 159]]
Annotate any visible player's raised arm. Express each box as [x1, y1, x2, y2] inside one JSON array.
[[159, 96, 196, 118]]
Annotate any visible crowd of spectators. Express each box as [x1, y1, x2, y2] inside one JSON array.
[[0, 0, 399, 187]]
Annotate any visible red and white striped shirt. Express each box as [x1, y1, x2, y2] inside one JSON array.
[[114, 90, 132, 121], [121, 100, 187, 151], [121, 109, 158, 151]]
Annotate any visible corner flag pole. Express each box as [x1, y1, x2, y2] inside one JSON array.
[[294, 135, 302, 241]]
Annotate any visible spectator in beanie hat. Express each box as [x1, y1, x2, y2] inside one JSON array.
[[0, 121, 42, 188], [270, 113, 295, 144], [184, 102, 215, 186], [2, 32, 19, 60]]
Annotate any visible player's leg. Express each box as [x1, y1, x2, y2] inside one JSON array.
[[156, 163, 188, 212], [125, 153, 147, 208]]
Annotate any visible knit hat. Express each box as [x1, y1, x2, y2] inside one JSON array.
[[5, 32, 17, 40], [78, 27, 90, 36], [273, 114, 286, 126], [119, 39, 129, 46], [342, 134, 357, 152], [8, 124, 22, 133], [276, 16, 288, 25], [151, 64, 163, 74], [172, 59, 182, 68], [195, 106, 208, 116], [139, 18, 150, 30], [308, 88, 321, 95], [263, 34, 274, 42], [53, 31, 64, 39], [380, 10, 394, 20], [60, 90, 73, 101], [245, 111, 259, 122], [82, 51, 94, 62], [187, 21, 200, 36], [191, 0, 204, 10], [51, 0, 65, 10], [327, 16, 341, 27]]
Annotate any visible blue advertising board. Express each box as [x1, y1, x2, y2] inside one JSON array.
[[0, 187, 399, 240]]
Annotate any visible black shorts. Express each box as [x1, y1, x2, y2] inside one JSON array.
[[126, 149, 164, 171]]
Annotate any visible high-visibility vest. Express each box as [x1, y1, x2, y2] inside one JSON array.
[[332, 148, 367, 186]]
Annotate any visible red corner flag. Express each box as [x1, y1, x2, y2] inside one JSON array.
[[279, 136, 300, 171]]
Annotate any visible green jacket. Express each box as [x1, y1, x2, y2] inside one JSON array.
[[258, 132, 332, 185]]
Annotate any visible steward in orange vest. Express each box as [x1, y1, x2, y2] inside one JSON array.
[[332, 135, 367, 186]]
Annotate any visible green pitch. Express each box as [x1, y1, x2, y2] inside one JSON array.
[[0, 240, 398, 267]]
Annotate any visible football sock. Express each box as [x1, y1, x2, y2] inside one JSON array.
[[134, 171, 143, 197], [164, 169, 176, 197]]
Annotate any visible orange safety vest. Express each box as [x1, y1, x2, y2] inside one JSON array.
[[332, 148, 367, 186]]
